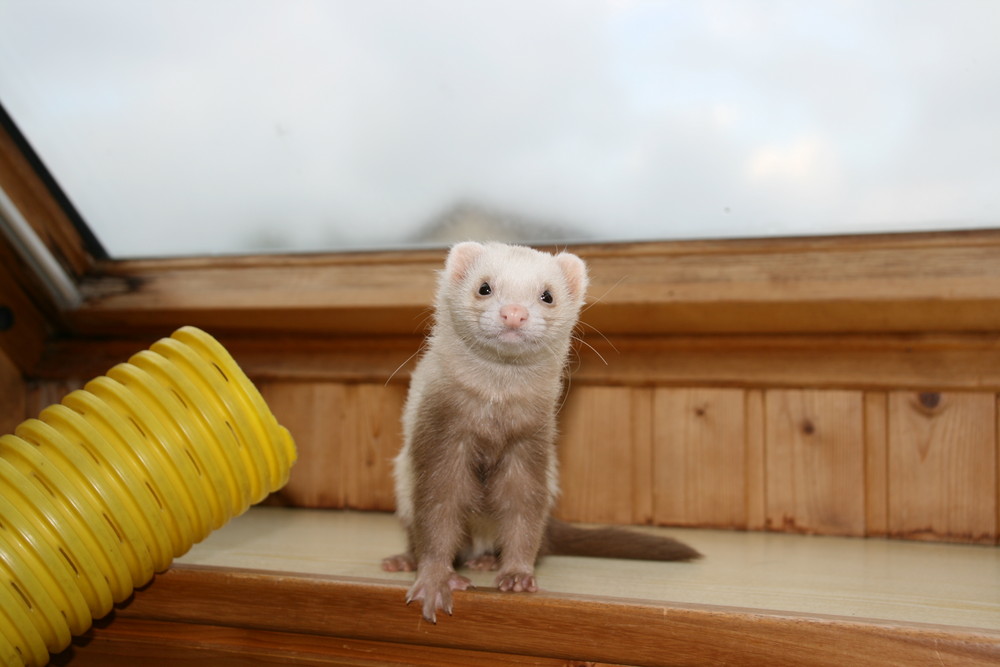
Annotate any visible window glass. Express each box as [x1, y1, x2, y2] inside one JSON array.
[[0, 1, 997, 258]]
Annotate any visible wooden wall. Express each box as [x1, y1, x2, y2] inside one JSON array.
[[137, 331, 999, 547], [0, 346, 25, 436], [10, 230, 1000, 548], [13, 350, 1000, 546], [17, 323, 1000, 547], [253, 377, 997, 546]]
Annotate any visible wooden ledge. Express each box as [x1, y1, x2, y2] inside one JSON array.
[[58, 568, 1000, 667], [30, 331, 1000, 392], [56, 508, 1000, 666], [66, 229, 1000, 337]]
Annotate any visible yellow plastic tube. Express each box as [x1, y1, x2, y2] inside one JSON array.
[[0, 326, 296, 666]]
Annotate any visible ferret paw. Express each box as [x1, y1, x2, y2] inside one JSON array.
[[381, 553, 416, 572], [464, 553, 500, 571], [406, 572, 472, 623], [496, 571, 538, 593]]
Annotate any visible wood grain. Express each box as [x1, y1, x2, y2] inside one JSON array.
[[744, 389, 768, 531], [651, 388, 747, 528], [259, 382, 402, 510], [65, 230, 1000, 337], [349, 383, 406, 511], [556, 386, 650, 524], [887, 392, 997, 544], [33, 333, 1000, 391], [0, 113, 94, 275], [22, 351, 1000, 544], [864, 392, 889, 537], [0, 346, 25, 435], [630, 386, 655, 524], [100, 565, 1000, 667], [0, 234, 52, 374], [8, 217, 1000, 543], [573, 333, 1000, 391], [56, 618, 584, 666], [765, 390, 866, 536]]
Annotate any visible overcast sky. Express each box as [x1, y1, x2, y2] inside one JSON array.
[[0, 0, 998, 257]]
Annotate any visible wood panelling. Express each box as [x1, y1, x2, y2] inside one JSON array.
[[0, 346, 24, 435], [0, 234, 52, 374], [765, 390, 866, 536], [217, 376, 999, 546], [864, 392, 890, 537], [744, 389, 768, 531], [887, 392, 997, 544], [17, 370, 1000, 545], [652, 388, 747, 528], [260, 382, 403, 511], [555, 386, 652, 525]]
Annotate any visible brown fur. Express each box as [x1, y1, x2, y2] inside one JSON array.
[[544, 518, 701, 561], [381, 242, 698, 623]]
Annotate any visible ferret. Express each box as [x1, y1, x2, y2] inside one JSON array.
[[381, 241, 699, 623]]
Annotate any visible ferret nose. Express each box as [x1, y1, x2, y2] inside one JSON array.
[[500, 304, 529, 328]]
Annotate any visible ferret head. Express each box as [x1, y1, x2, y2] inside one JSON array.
[[436, 242, 589, 363]]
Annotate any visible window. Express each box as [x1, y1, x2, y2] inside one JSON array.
[[0, 1, 997, 259]]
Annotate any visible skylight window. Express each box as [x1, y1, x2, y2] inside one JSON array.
[[0, 1, 997, 259]]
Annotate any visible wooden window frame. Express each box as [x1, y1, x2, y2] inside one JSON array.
[[3, 116, 1000, 372], [69, 227, 1000, 339]]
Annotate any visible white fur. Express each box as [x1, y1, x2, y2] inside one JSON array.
[[394, 242, 588, 562]]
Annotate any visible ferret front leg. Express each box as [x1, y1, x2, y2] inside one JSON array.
[[406, 451, 476, 622], [494, 514, 544, 592], [490, 441, 553, 593], [406, 561, 472, 624]]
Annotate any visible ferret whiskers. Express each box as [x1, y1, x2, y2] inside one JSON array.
[[579, 274, 626, 315], [386, 339, 427, 386], [571, 333, 609, 366]]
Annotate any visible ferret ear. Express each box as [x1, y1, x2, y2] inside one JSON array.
[[444, 242, 485, 283], [556, 252, 588, 303]]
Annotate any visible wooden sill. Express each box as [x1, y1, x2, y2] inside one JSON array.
[[6, 111, 1000, 342], [58, 508, 1000, 666], [67, 229, 1000, 337]]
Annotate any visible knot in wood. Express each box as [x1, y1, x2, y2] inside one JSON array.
[[918, 392, 941, 410]]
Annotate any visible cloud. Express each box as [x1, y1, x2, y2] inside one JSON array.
[[0, 0, 998, 256], [747, 135, 843, 205]]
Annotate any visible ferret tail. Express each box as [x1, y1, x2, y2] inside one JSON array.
[[543, 517, 701, 562]]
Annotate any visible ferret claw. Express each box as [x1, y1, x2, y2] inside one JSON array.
[[496, 571, 538, 593], [405, 571, 472, 623], [382, 553, 417, 572]]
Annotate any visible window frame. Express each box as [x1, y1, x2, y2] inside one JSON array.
[[3, 113, 1000, 375]]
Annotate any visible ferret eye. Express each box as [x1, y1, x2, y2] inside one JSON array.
[[478, 282, 492, 296], [540, 290, 554, 304]]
